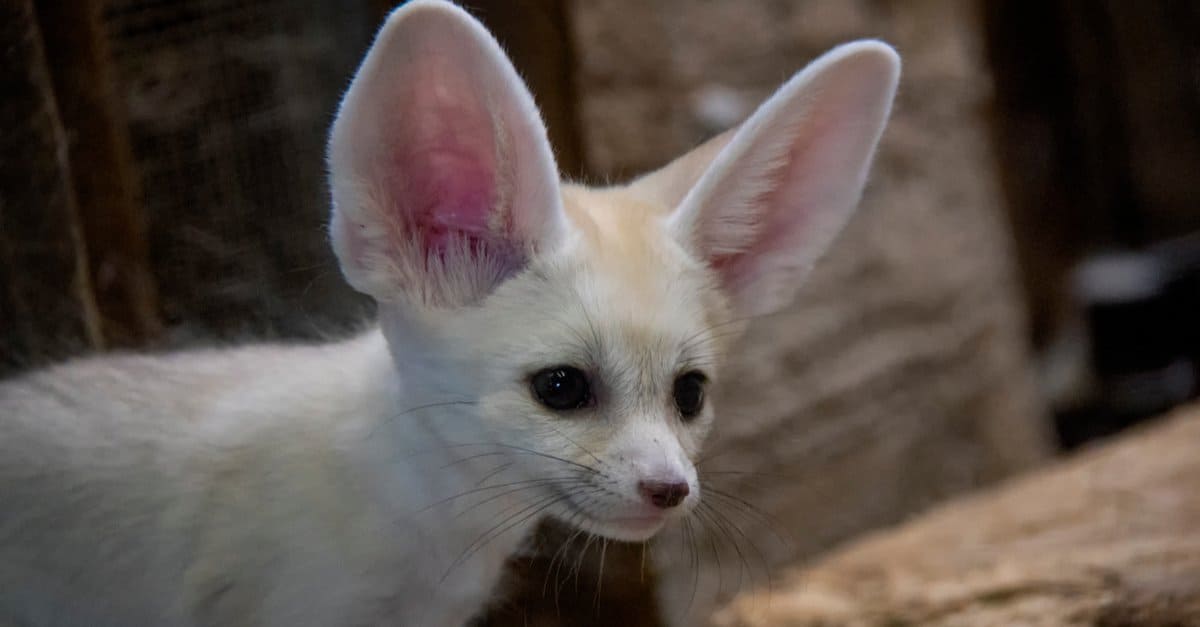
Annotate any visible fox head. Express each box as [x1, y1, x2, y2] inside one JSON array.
[[328, 0, 898, 541]]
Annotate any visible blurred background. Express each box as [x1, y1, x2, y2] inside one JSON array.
[[2, 1, 1198, 625]]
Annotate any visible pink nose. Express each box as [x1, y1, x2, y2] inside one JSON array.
[[638, 480, 690, 509]]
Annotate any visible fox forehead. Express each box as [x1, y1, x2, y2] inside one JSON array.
[[559, 183, 707, 305], [556, 183, 730, 350], [469, 183, 731, 388]]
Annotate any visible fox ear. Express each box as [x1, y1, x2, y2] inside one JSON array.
[[327, 0, 565, 307], [635, 41, 900, 318]]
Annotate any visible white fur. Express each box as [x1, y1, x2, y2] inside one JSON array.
[[0, 1, 899, 625]]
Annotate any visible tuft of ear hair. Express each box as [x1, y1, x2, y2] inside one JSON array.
[[327, 0, 566, 308], [636, 41, 901, 318]]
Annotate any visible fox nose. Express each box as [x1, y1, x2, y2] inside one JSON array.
[[638, 480, 690, 509]]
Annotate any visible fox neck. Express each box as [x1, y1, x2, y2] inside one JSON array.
[[354, 315, 527, 520], [316, 331, 525, 621], [375, 306, 484, 421]]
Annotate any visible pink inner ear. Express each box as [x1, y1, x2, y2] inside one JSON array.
[[705, 146, 806, 290], [388, 142, 524, 274], [381, 59, 522, 267], [402, 149, 497, 252]]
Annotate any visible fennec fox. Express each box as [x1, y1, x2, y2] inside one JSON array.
[[0, 0, 899, 624]]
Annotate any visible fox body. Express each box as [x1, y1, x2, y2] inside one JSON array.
[[0, 1, 899, 625]]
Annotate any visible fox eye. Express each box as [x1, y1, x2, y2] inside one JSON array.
[[531, 367, 591, 411], [673, 371, 707, 420]]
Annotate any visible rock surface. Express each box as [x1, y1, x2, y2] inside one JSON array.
[[714, 406, 1200, 627]]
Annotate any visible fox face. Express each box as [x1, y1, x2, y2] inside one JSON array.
[[327, 0, 899, 542]]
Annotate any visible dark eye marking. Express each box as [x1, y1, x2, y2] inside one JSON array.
[[530, 366, 592, 412], [673, 370, 707, 420]]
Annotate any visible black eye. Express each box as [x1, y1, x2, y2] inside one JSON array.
[[673, 371, 707, 420], [531, 367, 591, 411]]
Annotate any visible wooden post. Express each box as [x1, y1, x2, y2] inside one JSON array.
[[34, 0, 162, 348], [982, 1, 1200, 348], [0, 0, 104, 374]]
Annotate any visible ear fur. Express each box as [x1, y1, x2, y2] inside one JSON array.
[[637, 41, 901, 317], [327, 0, 564, 308]]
